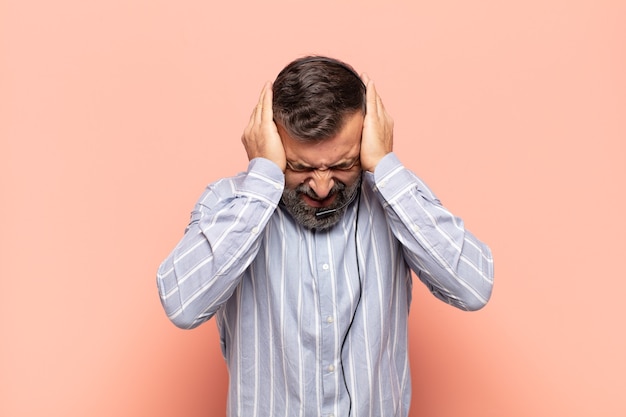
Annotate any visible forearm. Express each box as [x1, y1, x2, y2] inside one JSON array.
[[157, 158, 284, 328], [370, 153, 494, 311]]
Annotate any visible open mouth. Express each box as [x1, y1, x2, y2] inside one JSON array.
[[301, 193, 337, 208]]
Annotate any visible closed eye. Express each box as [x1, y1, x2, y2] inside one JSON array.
[[332, 160, 360, 171], [286, 162, 315, 173], [286, 159, 360, 173]]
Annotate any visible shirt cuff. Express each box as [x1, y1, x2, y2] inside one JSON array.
[[369, 152, 433, 205], [236, 158, 285, 204], [248, 157, 285, 181]]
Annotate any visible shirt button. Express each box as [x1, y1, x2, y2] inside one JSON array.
[[251, 226, 259, 234], [274, 183, 282, 189], [328, 364, 335, 372], [326, 316, 334, 323], [322, 263, 329, 270], [412, 224, 420, 232]]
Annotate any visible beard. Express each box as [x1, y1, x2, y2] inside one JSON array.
[[280, 176, 361, 230]]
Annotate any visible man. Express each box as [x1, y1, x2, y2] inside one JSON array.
[[157, 56, 494, 417]]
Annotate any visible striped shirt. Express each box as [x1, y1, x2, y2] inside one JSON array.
[[157, 153, 494, 417]]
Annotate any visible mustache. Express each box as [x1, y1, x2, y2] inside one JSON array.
[[295, 181, 346, 200]]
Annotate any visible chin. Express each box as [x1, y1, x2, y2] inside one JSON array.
[[285, 205, 344, 231]]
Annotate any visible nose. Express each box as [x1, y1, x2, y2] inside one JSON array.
[[308, 170, 335, 199]]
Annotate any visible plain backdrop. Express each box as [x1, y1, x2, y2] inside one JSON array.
[[1, 1, 625, 416]]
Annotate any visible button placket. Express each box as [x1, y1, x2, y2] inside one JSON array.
[[314, 234, 338, 413]]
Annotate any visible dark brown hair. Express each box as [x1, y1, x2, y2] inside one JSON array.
[[273, 56, 366, 141]]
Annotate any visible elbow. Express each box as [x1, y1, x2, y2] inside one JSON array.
[[460, 263, 495, 312], [163, 305, 210, 330], [157, 270, 208, 330], [462, 283, 494, 312], [157, 290, 217, 330], [160, 294, 216, 330], [430, 281, 493, 312], [444, 296, 488, 312], [435, 282, 493, 312], [169, 314, 202, 330], [157, 291, 207, 330], [463, 296, 490, 312]]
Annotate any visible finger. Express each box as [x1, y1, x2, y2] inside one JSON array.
[[261, 81, 273, 122], [246, 104, 258, 132], [255, 84, 267, 124], [247, 83, 266, 128], [376, 93, 385, 116], [366, 79, 380, 117], [369, 78, 388, 118], [257, 81, 267, 105]]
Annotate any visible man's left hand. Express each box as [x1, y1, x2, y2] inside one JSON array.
[[360, 74, 394, 172]]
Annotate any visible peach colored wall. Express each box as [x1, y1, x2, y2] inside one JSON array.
[[2, 1, 624, 416]]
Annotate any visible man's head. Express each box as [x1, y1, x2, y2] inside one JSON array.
[[273, 56, 366, 230], [273, 56, 366, 141]]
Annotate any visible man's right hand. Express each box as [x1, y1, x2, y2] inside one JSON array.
[[241, 82, 286, 172]]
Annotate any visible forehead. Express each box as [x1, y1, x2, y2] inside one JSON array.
[[278, 113, 364, 167]]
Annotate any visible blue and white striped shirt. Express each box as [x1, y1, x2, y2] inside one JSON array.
[[157, 153, 494, 417]]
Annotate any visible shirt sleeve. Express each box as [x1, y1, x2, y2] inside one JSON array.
[[156, 158, 285, 329], [365, 152, 494, 311]]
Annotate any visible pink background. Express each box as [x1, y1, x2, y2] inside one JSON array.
[[2, 1, 625, 416]]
